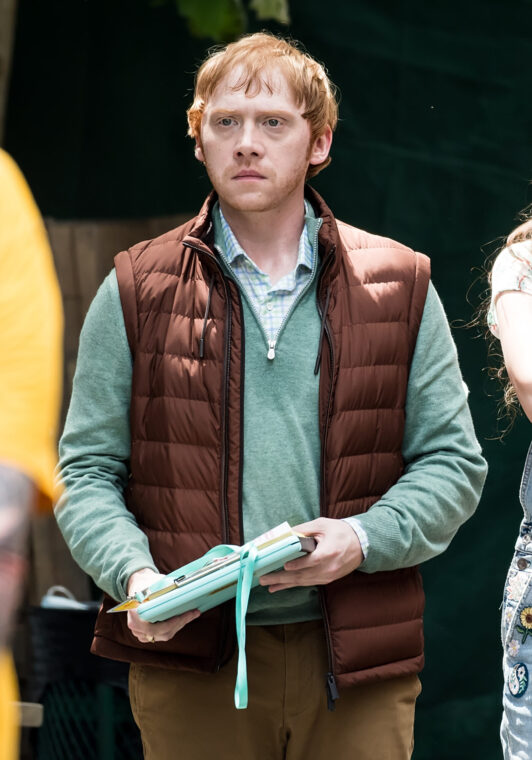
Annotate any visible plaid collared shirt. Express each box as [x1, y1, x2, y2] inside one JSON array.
[[215, 202, 318, 344]]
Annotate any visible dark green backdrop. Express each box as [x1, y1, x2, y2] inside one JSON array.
[[6, 1, 532, 757]]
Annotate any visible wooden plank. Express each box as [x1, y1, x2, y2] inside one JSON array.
[[46, 222, 78, 297], [73, 224, 103, 318], [62, 296, 82, 356], [0, 0, 18, 144]]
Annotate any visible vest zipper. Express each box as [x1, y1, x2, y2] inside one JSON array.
[[316, 246, 339, 711], [220, 277, 232, 544], [185, 242, 235, 545], [185, 241, 242, 671], [216, 272, 234, 671], [234, 286, 246, 544]]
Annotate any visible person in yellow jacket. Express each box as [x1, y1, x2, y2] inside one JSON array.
[[0, 149, 62, 760]]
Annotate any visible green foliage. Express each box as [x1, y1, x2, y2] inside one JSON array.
[[173, 0, 290, 42], [175, 0, 246, 42], [250, 0, 290, 24]]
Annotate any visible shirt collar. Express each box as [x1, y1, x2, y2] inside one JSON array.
[[213, 201, 316, 274]]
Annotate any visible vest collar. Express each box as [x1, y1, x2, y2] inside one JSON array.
[[182, 191, 218, 255], [182, 185, 341, 278]]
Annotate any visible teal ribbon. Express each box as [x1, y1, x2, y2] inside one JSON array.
[[141, 540, 259, 710], [234, 541, 258, 709], [170, 545, 238, 580]]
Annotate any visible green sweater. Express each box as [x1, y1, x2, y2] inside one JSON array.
[[56, 226, 487, 625]]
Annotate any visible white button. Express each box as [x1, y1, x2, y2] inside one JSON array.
[[266, 302, 273, 311]]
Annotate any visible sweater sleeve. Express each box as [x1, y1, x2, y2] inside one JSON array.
[[55, 270, 157, 601], [353, 282, 488, 573]]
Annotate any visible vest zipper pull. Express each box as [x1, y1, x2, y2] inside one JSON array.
[[267, 340, 276, 360], [326, 672, 339, 711]]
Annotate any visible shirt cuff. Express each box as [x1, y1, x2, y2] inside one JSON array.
[[342, 517, 369, 561]]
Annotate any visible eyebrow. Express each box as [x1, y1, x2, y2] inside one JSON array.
[[208, 109, 295, 120]]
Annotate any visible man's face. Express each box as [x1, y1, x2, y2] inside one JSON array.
[[196, 67, 331, 214]]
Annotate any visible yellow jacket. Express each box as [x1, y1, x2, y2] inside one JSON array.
[[0, 149, 63, 506], [0, 150, 62, 760]]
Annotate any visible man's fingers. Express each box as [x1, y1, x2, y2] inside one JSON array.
[[267, 583, 290, 593], [283, 553, 319, 571], [261, 569, 315, 588], [260, 567, 309, 585], [128, 608, 200, 642], [260, 550, 319, 583], [155, 610, 201, 640], [292, 518, 327, 536]]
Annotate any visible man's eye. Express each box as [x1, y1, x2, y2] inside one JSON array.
[[219, 118, 235, 127], [266, 119, 281, 127]]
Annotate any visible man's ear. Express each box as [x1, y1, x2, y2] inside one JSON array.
[[194, 142, 205, 163], [308, 126, 333, 167]]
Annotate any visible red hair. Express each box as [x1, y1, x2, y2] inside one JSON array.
[[187, 32, 339, 179]]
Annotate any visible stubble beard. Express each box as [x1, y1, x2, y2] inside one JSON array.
[[203, 149, 311, 214]]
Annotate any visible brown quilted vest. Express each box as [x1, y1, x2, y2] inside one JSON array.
[[92, 187, 430, 693]]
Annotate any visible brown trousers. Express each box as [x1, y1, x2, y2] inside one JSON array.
[[129, 621, 421, 760]]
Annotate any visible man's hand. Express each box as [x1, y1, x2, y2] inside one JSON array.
[[258, 518, 363, 593], [126, 567, 200, 644]]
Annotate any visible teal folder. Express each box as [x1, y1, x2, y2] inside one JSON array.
[[108, 522, 316, 708]]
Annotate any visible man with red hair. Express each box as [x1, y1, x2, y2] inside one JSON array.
[[57, 32, 486, 759]]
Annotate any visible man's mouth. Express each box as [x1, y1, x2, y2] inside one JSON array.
[[233, 170, 265, 180]]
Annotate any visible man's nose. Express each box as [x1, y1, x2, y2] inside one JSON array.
[[234, 122, 264, 159]]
